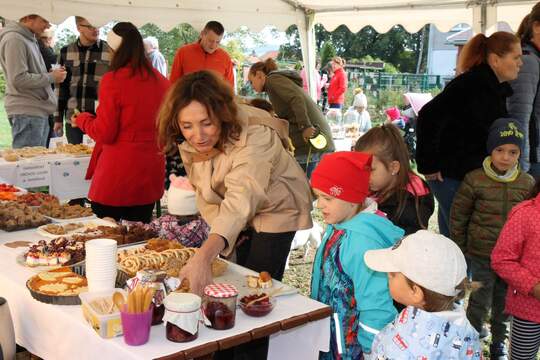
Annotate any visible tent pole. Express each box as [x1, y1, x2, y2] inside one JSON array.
[[298, 12, 317, 100]]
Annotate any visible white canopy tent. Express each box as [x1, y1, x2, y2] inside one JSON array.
[[0, 0, 537, 97]]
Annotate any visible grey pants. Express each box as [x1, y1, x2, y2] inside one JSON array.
[[8, 114, 49, 148], [466, 255, 510, 343]]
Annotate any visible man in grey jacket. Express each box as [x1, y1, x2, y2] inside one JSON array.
[[0, 14, 66, 148]]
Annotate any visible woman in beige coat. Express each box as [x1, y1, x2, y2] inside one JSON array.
[[158, 71, 313, 295]]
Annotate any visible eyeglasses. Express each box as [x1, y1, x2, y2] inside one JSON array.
[[79, 24, 97, 30]]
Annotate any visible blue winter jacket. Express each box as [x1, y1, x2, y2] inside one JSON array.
[[311, 212, 404, 354], [367, 306, 482, 360], [508, 42, 540, 172]]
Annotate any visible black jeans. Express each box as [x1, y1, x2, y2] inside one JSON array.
[[90, 201, 155, 223], [214, 230, 295, 360]]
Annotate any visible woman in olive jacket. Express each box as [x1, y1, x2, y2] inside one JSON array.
[[416, 31, 522, 237], [249, 58, 335, 178]]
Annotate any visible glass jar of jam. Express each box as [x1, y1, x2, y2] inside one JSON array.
[[203, 283, 238, 330], [163, 293, 202, 343]]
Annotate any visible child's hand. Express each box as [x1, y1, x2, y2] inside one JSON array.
[[533, 282, 540, 301]]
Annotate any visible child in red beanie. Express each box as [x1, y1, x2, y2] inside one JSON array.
[[310, 151, 405, 359]]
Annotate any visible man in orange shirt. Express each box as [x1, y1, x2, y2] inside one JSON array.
[[170, 21, 234, 88]]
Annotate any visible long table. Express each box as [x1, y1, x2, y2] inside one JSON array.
[[0, 228, 331, 359], [0, 155, 91, 201]]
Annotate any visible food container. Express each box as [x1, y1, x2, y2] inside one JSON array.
[[163, 293, 201, 343], [202, 283, 238, 330], [239, 294, 276, 317], [120, 304, 153, 346], [79, 289, 127, 338]]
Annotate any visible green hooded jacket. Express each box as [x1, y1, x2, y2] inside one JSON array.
[[265, 70, 335, 157]]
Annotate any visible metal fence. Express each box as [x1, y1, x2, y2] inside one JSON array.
[[348, 71, 445, 94]]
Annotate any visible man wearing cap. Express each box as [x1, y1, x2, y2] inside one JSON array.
[[0, 14, 67, 148], [169, 21, 234, 88], [55, 16, 111, 145]]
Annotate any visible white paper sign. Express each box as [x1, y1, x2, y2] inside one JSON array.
[[16, 162, 51, 188], [49, 136, 68, 149], [82, 135, 96, 147]]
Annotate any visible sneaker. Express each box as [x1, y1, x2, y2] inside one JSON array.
[[490, 342, 508, 360]]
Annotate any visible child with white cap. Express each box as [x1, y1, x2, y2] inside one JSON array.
[[364, 230, 482, 359], [121, 175, 209, 247]]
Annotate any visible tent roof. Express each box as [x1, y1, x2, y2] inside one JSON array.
[[0, 0, 536, 33]]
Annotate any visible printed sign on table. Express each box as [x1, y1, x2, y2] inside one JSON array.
[[16, 161, 51, 188], [48, 136, 68, 149]]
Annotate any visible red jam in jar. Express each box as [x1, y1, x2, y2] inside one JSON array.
[[163, 293, 201, 343], [203, 283, 238, 330], [166, 321, 199, 342], [152, 303, 165, 325]]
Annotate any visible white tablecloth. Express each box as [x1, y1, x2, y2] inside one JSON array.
[[0, 229, 330, 359], [0, 155, 90, 200]]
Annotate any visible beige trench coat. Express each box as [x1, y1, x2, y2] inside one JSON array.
[[179, 104, 313, 256]]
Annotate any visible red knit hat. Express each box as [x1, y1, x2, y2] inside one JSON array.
[[311, 151, 372, 204], [385, 107, 401, 121]]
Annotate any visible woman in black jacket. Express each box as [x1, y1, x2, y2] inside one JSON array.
[[416, 31, 522, 237]]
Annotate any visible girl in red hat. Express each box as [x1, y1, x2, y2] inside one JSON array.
[[310, 151, 404, 359]]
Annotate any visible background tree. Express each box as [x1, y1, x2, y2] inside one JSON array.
[[279, 24, 430, 73], [319, 41, 336, 69], [139, 23, 198, 68]]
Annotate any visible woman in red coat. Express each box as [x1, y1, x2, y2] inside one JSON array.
[[72, 22, 169, 222], [327, 56, 347, 109]]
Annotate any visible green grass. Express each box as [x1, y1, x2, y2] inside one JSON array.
[[0, 99, 11, 149]]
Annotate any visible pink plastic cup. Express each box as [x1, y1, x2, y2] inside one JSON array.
[[120, 305, 153, 346]]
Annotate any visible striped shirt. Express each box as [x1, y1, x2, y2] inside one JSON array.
[[55, 38, 111, 124]]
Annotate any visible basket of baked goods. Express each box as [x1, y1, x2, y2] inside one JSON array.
[[26, 266, 88, 305], [16, 192, 59, 207], [0, 202, 50, 231], [1, 146, 55, 162], [54, 144, 93, 157], [117, 238, 228, 279], [38, 202, 94, 221]]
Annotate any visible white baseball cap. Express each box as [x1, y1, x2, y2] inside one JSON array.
[[364, 230, 467, 297]]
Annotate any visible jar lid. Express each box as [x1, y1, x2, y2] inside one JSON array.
[[164, 293, 201, 312], [204, 283, 238, 298]]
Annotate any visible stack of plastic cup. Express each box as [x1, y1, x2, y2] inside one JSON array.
[[85, 239, 117, 292]]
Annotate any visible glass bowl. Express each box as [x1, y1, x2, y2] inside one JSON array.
[[239, 294, 276, 317]]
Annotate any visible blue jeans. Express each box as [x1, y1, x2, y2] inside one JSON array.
[[8, 114, 50, 149], [426, 177, 461, 237], [297, 152, 321, 179]]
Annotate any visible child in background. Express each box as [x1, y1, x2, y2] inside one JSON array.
[[122, 175, 209, 247], [310, 151, 404, 359], [450, 118, 534, 358], [492, 181, 540, 360], [384, 107, 406, 129], [364, 230, 482, 359], [354, 124, 434, 235]]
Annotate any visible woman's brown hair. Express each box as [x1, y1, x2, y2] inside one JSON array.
[[249, 58, 278, 76], [332, 56, 346, 67], [457, 31, 520, 74], [354, 124, 426, 228], [517, 3, 540, 41], [109, 22, 155, 78], [157, 70, 242, 155]]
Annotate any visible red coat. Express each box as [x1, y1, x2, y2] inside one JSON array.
[[491, 193, 540, 323], [327, 68, 347, 105], [78, 67, 169, 207]]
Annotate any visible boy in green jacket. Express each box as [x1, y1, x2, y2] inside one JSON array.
[[450, 117, 535, 360]]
